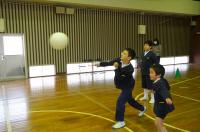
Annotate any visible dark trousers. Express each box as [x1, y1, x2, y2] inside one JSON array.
[[115, 88, 144, 121]]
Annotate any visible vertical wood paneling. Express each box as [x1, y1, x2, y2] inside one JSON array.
[[0, 0, 191, 73]]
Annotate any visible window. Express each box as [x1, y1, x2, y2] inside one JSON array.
[[29, 65, 55, 77], [3, 36, 23, 55], [175, 56, 189, 64]]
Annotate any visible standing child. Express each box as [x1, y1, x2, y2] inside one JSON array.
[[152, 38, 162, 64], [150, 64, 175, 132], [139, 40, 157, 103], [97, 48, 146, 129]]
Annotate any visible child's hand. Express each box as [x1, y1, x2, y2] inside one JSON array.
[[113, 62, 119, 68], [166, 98, 173, 105]]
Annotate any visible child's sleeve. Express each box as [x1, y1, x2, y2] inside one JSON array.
[[99, 58, 120, 67], [159, 82, 171, 100]]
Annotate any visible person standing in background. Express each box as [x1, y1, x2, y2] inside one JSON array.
[[139, 40, 157, 104], [152, 38, 161, 64]]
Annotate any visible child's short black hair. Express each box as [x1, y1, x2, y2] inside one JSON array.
[[151, 64, 165, 77], [125, 48, 136, 60], [144, 40, 153, 47]]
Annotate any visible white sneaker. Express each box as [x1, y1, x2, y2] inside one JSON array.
[[139, 96, 148, 101], [138, 106, 147, 117], [149, 98, 155, 104], [112, 121, 125, 129]]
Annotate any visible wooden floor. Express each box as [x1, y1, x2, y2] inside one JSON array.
[[0, 64, 200, 132]]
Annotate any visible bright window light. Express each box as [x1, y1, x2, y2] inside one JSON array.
[[79, 63, 92, 73], [3, 36, 23, 55], [29, 66, 43, 77], [66, 56, 189, 75], [67, 64, 80, 74], [175, 56, 189, 64], [164, 64, 189, 75], [104, 66, 115, 71], [160, 57, 175, 65], [42, 65, 56, 76], [93, 65, 105, 72], [29, 65, 55, 77]]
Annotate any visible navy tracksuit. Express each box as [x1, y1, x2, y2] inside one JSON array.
[[100, 58, 144, 121]]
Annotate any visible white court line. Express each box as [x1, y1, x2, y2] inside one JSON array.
[[170, 76, 200, 86], [135, 75, 200, 103], [171, 93, 200, 103], [167, 75, 200, 103], [29, 110, 133, 132], [167, 107, 200, 119]]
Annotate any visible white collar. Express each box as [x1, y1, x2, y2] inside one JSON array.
[[153, 78, 160, 83], [144, 50, 150, 55], [121, 61, 130, 68]]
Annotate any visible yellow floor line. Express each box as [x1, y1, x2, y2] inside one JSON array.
[[80, 91, 189, 132], [30, 110, 133, 132], [79, 92, 147, 131]]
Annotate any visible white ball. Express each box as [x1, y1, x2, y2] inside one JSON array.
[[49, 32, 69, 50]]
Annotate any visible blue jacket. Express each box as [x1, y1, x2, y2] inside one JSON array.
[[153, 78, 175, 112], [141, 51, 157, 75], [100, 58, 135, 89]]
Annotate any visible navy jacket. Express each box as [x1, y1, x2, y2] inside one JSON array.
[[100, 58, 135, 89], [153, 78, 175, 112], [141, 51, 157, 75]]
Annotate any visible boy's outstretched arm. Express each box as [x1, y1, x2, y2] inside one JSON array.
[[98, 57, 121, 67]]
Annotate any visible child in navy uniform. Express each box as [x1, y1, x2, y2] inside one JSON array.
[[150, 64, 175, 132], [97, 48, 146, 129], [140, 40, 157, 103]]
